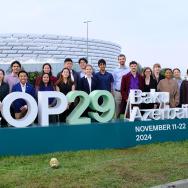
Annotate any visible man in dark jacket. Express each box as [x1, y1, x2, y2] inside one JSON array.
[[120, 61, 144, 116]]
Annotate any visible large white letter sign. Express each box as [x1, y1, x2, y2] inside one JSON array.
[[38, 91, 68, 126], [129, 90, 142, 104], [129, 106, 143, 121], [1, 92, 38, 128]]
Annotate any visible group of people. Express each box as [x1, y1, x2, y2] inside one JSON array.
[[113, 55, 188, 118], [0, 54, 188, 127]]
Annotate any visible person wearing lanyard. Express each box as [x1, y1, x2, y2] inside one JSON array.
[[112, 54, 130, 118]]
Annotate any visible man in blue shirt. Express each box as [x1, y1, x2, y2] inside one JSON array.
[[95, 59, 114, 93], [112, 54, 130, 118]]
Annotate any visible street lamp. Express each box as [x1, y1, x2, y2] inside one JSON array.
[[83, 20, 92, 61]]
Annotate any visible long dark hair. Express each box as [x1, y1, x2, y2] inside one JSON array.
[[143, 67, 153, 78], [56, 68, 73, 86], [42, 63, 52, 77], [39, 73, 54, 88], [0, 69, 5, 75], [0, 69, 5, 81]]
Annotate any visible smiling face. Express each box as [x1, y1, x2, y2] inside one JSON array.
[[118, 56, 126, 66], [173, 69, 181, 79], [165, 69, 173, 79], [79, 60, 87, 70], [130, 63, 137, 73], [42, 74, 50, 84], [43, 65, 51, 74], [12, 63, 21, 74], [64, 61, 73, 70], [19, 72, 28, 85], [61, 69, 70, 79], [85, 65, 93, 76]]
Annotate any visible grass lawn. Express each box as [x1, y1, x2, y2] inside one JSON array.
[[0, 141, 187, 188]]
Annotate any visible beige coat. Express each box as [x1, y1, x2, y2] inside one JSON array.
[[157, 78, 179, 107]]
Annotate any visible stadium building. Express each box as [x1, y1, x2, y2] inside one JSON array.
[[0, 33, 121, 74]]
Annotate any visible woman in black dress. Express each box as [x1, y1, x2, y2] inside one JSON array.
[[56, 68, 75, 122], [0, 69, 9, 127], [142, 67, 157, 109]]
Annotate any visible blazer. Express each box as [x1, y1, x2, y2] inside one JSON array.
[[157, 78, 179, 107], [12, 82, 36, 112], [143, 76, 157, 92], [152, 74, 165, 84], [0, 82, 9, 101], [180, 80, 188, 105], [79, 76, 98, 94], [121, 72, 144, 102]]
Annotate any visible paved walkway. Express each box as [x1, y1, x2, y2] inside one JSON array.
[[152, 179, 188, 188]]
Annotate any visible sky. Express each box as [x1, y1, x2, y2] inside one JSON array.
[[0, 0, 188, 76]]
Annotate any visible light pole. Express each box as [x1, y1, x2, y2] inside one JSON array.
[[83, 20, 92, 61]]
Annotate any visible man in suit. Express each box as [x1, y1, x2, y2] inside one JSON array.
[[78, 57, 88, 78], [57, 58, 79, 89], [12, 70, 36, 119], [120, 61, 144, 116]]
